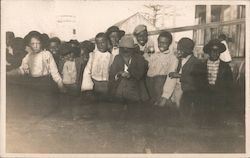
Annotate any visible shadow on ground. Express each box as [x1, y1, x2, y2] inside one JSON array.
[[6, 83, 245, 153]]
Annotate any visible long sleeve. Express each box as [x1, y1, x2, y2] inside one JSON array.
[[81, 52, 94, 91], [47, 52, 63, 87], [19, 53, 30, 75], [161, 55, 178, 99]]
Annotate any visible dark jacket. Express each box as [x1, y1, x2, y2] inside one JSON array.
[[180, 55, 207, 93], [205, 60, 233, 93], [109, 53, 149, 101]]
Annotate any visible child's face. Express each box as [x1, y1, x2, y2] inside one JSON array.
[[64, 53, 74, 61], [96, 37, 108, 52], [135, 31, 148, 46], [209, 46, 220, 61], [49, 42, 59, 54], [158, 36, 171, 52], [109, 32, 120, 47], [30, 37, 42, 53]]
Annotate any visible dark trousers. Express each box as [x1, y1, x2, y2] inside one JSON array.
[[146, 75, 167, 103]]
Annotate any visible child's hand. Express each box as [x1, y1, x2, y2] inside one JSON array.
[[169, 72, 181, 79], [121, 72, 130, 78]]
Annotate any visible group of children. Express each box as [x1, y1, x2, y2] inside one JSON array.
[[6, 25, 234, 126]]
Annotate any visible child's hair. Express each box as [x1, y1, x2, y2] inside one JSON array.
[[24, 31, 44, 49], [158, 31, 173, 44], [95, 32, 108, 41], [80, 40, 95, 53], [49, 37, 61, 45]]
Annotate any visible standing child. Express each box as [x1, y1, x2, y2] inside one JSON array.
[[81, 33, 112, 100], [59, 43, 81, 94], [146, 31, 178, 107], [203, 39, 233, 127], [109, 35, 149, 103], [169, 38, 207, 124]]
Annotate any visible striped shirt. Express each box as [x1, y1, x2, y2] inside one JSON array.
[[207, 59, 220, 85]]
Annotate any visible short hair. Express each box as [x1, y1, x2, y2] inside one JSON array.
[[218, 34, 226, 40], [95, 32, 108, 41], [158, 31, 173, 44], [49, 37, 61, 45]]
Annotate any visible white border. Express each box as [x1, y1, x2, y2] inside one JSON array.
[[1, 0, 249, 158]]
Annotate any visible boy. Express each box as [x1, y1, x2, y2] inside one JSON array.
[[109, 35, 148, 102], [48, 37, 61, 65], [203, 39, 233, 126], [58, 43, 81, 94], [106, 26, 125, 63], [146, 31, 178, 107], [133, 25, 155, 60], [81, 33, 112, 97], [169, 38, 206, 122]]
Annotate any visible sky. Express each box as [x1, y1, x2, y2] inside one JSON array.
[[2, 0, 195, 41]]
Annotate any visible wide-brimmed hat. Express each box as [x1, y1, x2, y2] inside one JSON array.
[[80, 40, 95, 53], [106, 26, 125, 38], [119, 35, 135, 49], [203, 39, 226, 55], [133, 25, 147, 36], [24, 31, 43, 46]]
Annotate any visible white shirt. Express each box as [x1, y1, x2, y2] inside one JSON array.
[[207, 59, 220, 85], [81, 50, 112, 91], [147, 50, 178, 77], [19, 50, 63, 86], [220, 40, 232, 62], [62, 60, 77, 84]]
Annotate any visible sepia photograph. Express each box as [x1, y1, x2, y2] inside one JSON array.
[[0, 0, 249, 157]]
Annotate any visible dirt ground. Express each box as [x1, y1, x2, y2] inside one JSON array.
[[6, 83, 245, 153]]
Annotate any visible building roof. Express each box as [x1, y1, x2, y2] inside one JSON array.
[[113, 12, 157, 34]]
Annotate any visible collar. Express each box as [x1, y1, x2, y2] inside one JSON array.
[[183, 54, 192, 61], [95, 50, 109, 54], [161, 49, 170, 54], [208, 59, 220, 64]]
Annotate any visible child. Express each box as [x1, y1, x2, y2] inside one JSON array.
[[203, 39, 233, 126], [81, 33, 112, 98], [77, 40, 95, 90], [59, 43, 81, 94], [7, 31, 65, 92], [109, 35, 148, 103], [6, 37, 27, 71], [133, 25, 155, 60], [48, 37, 61, 65], [106, 26, 125, 63], [169, 38, 206, 123], [146, 31, 178, 107]]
